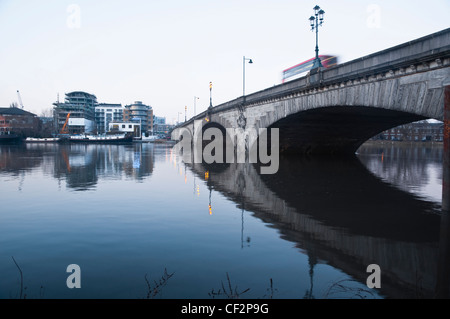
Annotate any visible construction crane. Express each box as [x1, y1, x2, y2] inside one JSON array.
[[60, 112, 71, 134], [17, 90, 24, 109]]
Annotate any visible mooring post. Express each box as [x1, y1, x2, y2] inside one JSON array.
[[443, 85, 450, 212], [436, 85, 450, 298]]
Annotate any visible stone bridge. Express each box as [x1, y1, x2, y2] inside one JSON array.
[[173, 28, 450, 155]]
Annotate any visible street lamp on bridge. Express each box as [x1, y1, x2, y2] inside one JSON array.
[[309, 5, 325, 69], [209, 82, 213, 109], [243, 56, 253, 104]]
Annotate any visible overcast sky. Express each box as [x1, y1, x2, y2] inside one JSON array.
[[1, 0, 449, 124]]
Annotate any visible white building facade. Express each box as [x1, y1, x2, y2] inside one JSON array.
[[95, 104, 124, 134]]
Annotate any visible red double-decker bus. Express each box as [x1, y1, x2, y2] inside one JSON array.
[[282, 55, 338, 83]]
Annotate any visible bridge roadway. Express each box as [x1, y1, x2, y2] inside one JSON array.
[[173, 28, 450, 156]]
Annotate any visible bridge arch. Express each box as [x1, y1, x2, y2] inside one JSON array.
[[243, 67, 447, 155], [266, 105, 426, 155]]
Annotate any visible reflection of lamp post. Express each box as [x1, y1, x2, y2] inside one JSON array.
[[185, 106, 187, 122], [194, 175, 196, 195], [208, 185, 213, 215], [309, 5, 325, 69], [303, 252, 317, 299], [237, 172, 250, 249], [205, 170, 212, 215], [209, 188, 212, 215], [243, 56, 253, 104], [241, 207, 251, 249]]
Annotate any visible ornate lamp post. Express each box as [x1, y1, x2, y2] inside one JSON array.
[[208, 82, 213, 109], [309, 5, 325, 69]]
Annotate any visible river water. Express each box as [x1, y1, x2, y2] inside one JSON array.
[[0, 142, 445, 299]]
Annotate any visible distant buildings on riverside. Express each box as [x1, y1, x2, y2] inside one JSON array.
[[1, 90, 176, 140], [51, 91, 173, 136], [371, 121, 444, 142]]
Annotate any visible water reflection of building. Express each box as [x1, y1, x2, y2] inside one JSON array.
[[19, 143, 155, 190], [0, 144, 43, 173], [183, 155, 444, 299]]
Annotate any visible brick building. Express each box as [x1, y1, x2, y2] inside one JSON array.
[[0, 107, 41, 138]]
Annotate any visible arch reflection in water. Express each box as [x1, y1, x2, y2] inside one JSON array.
[[185, 151, 444, 299]]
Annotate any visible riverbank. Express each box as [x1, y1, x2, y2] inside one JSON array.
[[361, 140, 443, 148]]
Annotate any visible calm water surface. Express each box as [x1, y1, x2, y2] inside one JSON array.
[[0, 142, 445, 299]]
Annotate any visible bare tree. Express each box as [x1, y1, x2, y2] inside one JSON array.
[[39, 107, 54, 118]]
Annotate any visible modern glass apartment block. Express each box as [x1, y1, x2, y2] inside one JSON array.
[[123, 101, 153, 134], [53, 91, 98, 134], [95, 104, 124, 134]]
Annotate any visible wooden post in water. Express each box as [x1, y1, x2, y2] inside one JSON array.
[[443, 85, 450, 212], [436, 85, 450, 298]]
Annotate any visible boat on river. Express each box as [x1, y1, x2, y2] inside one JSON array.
[[133, 134, 159, 143], [25, 137, 60, 143], [0, 132, 22, 144], [59, 133, 133, 144]]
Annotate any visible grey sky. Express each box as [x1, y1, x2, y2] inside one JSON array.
[[1, 0, 449, 123]]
